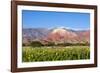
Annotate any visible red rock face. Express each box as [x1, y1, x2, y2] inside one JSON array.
[[75, 30, 90, 43], [45, 28, 90, 44]]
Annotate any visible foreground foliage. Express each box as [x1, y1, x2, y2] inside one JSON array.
[[22, 46, 90, 62]]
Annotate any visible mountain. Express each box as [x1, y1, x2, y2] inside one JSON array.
[[22, 28, 50, 45], [22, 28, 90, 45]]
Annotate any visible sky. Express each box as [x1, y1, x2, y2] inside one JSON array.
[[22, 10, 90, 30]]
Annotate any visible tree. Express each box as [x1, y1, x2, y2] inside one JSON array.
[[30, 41, 43, 47]]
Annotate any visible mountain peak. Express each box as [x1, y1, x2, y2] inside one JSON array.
[[52, 27, 67, 34]]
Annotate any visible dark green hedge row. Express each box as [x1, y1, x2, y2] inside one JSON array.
[[23, 41, 90, 47]]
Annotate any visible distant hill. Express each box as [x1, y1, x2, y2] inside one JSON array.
[[22, 27, 90, 45]]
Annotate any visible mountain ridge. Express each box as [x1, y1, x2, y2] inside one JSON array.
[[22, 28, 90, 45]]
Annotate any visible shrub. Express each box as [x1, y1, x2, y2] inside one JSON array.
[[30, 41, 43, 47]]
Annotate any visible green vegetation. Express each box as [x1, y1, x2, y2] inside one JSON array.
[[22, 46, 90, 62], [23, 41, 90, 47], [30, 41, 44, 47]]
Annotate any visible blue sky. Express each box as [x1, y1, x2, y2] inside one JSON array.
[[22, 10, 90, 30]]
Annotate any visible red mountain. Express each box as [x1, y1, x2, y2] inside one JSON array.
[[43, 28, 90, 44], [22, 28, 90, 45]]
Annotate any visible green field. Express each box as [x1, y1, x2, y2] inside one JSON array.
[[22, 46, 90, 62]]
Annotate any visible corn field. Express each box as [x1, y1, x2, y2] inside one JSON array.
[[22, 46, 90, 62]]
